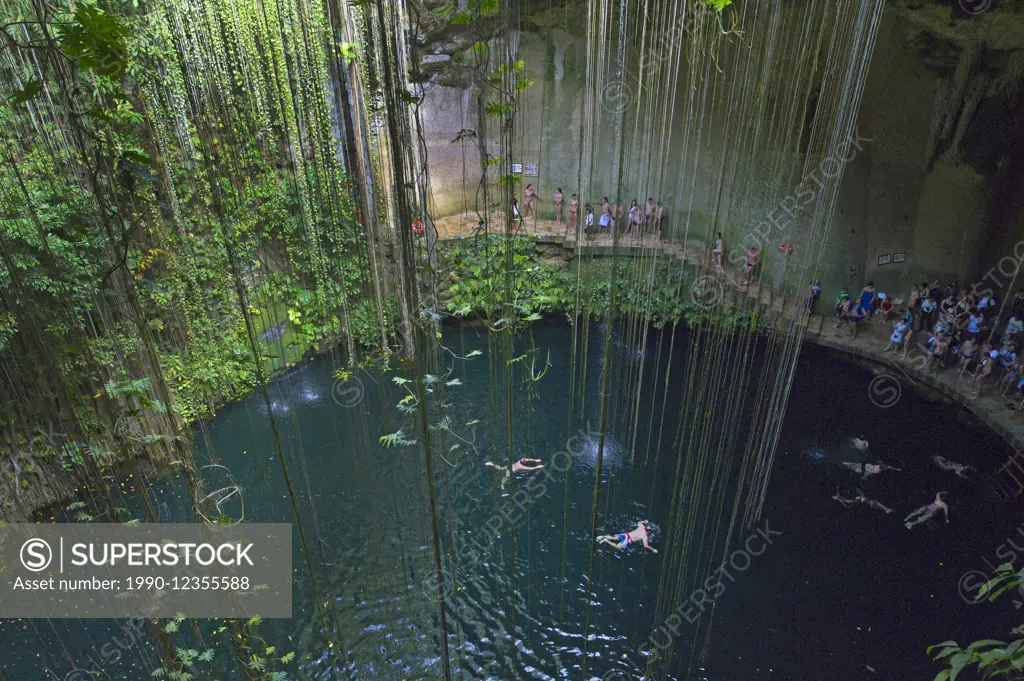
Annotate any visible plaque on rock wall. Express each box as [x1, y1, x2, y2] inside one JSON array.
[[524, 163, 538, 176], [893, 252, 906, 263], [511, 163, 523, 173], [877, 254, 892, 266]]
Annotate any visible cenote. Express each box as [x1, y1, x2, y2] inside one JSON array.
[[2, 321, 1018, 681], [5, 0, 1024, 680]]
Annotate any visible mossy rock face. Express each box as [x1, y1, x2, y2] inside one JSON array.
[[528, 2, 588, 36]]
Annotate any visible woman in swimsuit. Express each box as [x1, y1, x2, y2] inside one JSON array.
[[905, 492, 949, 529], [711, 232, 724, 268], [524, 184, 538, 219], [597, 520, 657, 553], [569, 194, 579, 231], [485, 458, 544, 488], [629, 200, 640, 232], [554, 188, 563, 223]]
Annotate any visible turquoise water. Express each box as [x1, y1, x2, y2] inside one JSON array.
[[0, 322, 1018, 681]]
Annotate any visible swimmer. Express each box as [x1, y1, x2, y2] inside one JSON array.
[[597, 520, 657, 553], [832, 487, 893, 514], [568, 194, 579, 232], [841, 462, 902, 479], [485, 458, 543, 488], [933, 455, 975, 479], [554, 188, 563, 223], [904, 492, 949, 529]]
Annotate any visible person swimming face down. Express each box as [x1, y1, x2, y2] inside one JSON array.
[[596, 520, 658, 553]]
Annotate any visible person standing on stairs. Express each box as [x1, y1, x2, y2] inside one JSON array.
[[806, 279, 821, 315], [743, 246, 759, 286], [712, 232, 724, 268]]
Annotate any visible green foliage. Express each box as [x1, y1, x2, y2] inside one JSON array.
[[929, 564, 1024, 679], [442, 237, 769, 335]]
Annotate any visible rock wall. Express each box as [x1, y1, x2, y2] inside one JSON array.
[[826, 5, 1024, 302], [417, 2, 1024, 303]]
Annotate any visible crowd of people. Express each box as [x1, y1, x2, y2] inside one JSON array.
[[511, 186, 667, 236], [832, 279, 1024, 411]]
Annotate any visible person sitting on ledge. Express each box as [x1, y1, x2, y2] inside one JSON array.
[[874, 293, 894, 323], [597, 520, 657, 553]]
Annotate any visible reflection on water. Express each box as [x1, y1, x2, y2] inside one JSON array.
[[0, 323, 1018, 681]]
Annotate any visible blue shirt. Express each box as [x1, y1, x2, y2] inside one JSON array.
[[968, 315, 983, 333]]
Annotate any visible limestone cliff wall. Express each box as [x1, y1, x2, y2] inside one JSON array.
[[416, 2, 1024, 302]]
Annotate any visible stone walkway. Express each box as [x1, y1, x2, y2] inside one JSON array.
[[434, 212, 1024, 465]]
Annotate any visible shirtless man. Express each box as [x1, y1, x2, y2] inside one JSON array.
[[597, 520, 657, 553], [743, 246, 759, 286], [905, 492, 949, 529], [554, 188, 564, 223], [655, 201, 665, 230], [569, 194, 579, 232], [833, 488, 893, 514], [645, 198, 655, 231], [524, 184, 538, 219], [927, 334, 950, 373], [933, 455, 974, 479]]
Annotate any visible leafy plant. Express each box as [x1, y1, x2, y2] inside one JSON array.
[[929, 564, 1024, 679]]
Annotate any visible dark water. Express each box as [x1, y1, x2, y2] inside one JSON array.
[[2, 322, 1020, 681]]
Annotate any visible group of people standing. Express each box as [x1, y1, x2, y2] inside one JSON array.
[[833, 279, 1024, 409], [513, 185, 666, 236]]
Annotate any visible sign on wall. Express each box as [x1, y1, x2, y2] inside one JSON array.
[[892, 252, 906, 263], [524, 163, 539, 176], [511, 163, 523, 173], [877, 254, 892, 266]]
